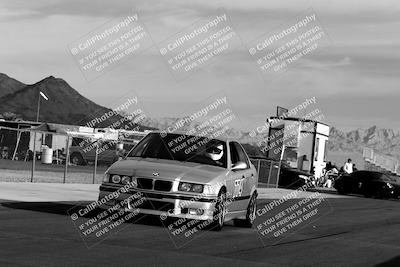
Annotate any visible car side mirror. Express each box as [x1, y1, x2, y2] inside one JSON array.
[[232, 161, 247, 171]]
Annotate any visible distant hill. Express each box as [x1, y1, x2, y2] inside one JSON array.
[[143, 117, 400, 160], [0, 73, 151, 130], [328, 126, 400, 159], [0, 73, 26, 98], [1, 73, 397, 160]]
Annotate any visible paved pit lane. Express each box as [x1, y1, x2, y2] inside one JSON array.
[[0, 195, 399, 267]]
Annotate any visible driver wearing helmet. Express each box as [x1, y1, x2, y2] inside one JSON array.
[[204, 143, 224, 166]]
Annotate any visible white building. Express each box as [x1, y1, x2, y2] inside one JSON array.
[[266, 116, 330, 179]]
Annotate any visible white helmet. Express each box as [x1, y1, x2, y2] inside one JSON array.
[[205, 144, 224, 161]]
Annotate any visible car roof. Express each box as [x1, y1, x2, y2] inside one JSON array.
[[148, 130, 234, 143]]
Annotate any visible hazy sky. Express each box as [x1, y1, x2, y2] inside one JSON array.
[[1, 0, 399, 132]]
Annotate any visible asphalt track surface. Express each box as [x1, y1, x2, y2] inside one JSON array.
[[0, 195, 399, 267]]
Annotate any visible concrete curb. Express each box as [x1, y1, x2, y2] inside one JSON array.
[[0, 182, 99, 202]]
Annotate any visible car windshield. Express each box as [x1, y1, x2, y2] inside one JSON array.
[[353, 171, 398, 182], [381, 174, 399, 183], [366, 172, 392, 181], [126, 133, 227, 168]]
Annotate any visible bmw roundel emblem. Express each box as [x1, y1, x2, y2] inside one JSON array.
[[152, 172, 159, 177]]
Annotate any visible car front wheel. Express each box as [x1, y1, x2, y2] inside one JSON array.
[[70, 153, 85, 165], [210, 189, 227, 231], [335, 184, 348, 195], [234, 193, 257, 228]]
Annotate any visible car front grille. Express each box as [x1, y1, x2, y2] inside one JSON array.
[[154, 180, 173, 191], [136, 178, 173, 192], [137, 178, 153, 189]]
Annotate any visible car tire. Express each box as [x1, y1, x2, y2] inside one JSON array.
[[363, 187, 372, 198], [374, 190, 383, 199], [361, 185, 371, 198], [210, 189, 227, 231], [234, 193, 257, 228], [70, 152, 85, 165], [363, 192, 372, 198]]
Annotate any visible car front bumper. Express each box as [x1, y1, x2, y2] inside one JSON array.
[[387, 187, 400, 198], [98, 184, 218, 221]]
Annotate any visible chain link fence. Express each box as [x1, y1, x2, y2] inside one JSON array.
[[250, 157, 281, 188], [1, 125, 284, 186], [0, 126, 145, 184]]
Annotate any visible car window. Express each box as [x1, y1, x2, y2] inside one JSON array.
[[350, 171, 362, 179], [351, 171, 367, 179], [229, 142, 240, 165], [141, 136, 170, 159], [353, 171, 385, 181], [235, 143, 250, 167], [387, 175, 400, 183], [230, 142, 249, 168], [71, 138, 82, 146], [376, 173, 398, 182], [365, 172, 381, 180], [127, 133, 227, 168]]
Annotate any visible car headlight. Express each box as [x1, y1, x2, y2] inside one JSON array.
[[178, 182, 204, 193], [386, 182, 394, 189], [111, 175, 121, 183], [299, 175, 309, 180]]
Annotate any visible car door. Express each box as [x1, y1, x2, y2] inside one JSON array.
[[99, 141, 118, 163], [233, 142, 256, 200], [353, 171, 371, 194], [348, 171, 361, 193], [337, 172, 356, 193], [80, 138, 97, 162], [226, 142, 254, 212], [226, 141, 245, 212], [360, 172, 382, 196]]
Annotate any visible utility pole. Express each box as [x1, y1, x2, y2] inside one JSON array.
[[31, 92, 41, 182]]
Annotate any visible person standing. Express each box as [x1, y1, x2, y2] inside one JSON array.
[[323, 161, 339, 188], [344, 158, 353, 174]]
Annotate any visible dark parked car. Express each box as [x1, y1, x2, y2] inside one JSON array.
[[334, 170, 400, 198]]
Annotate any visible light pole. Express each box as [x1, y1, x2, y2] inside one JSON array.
[[35, 91, 48, 121], [31, 91, 48, 182], [36, 92, 41, 122]]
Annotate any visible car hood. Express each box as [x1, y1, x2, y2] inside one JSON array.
[[281, 166, 311, 177], [384, 177, 400, 187], [107, 158, 228, 184]]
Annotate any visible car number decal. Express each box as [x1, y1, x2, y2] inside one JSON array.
[[233, 178, 245, 198]]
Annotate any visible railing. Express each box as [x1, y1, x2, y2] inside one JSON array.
[[250, 158, 281, 188], [0, 126, 150, 183], [363, 147, 400, 175]]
